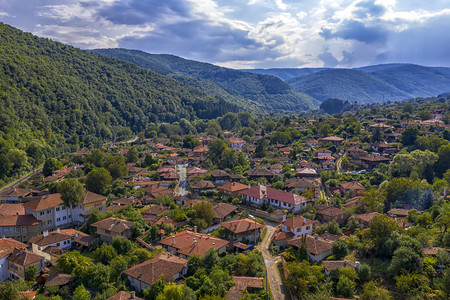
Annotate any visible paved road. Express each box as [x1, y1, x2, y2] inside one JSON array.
[[256, 223, 286, 300], [0, 166, 43, 193], [177, 164, 188, 196]]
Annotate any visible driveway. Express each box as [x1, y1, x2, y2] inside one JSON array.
[[256, 222, 287, 300]]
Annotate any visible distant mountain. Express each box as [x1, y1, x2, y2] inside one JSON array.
[[91, 49, 319, 112], [244, 64, 450, 104], [0, 23, 238, 151], [239, 68, 329, 81], [287, 69, 413, 104]]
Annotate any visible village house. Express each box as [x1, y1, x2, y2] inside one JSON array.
[[247, 167, 276, 181], [228, 137, 245, 149], [217, 182, 249, 197], [314, 148, 333, 157], [210, 170, 231, 185], [320, 136, 344, 145], [28, 228, 93, 263], [239, 185, 309, 213], [0, 237, 27, 282], [0, 214, 41, 242], [356, 212, 382, 227], [285, 178, 317, 193], [189, 180, 215, 194], [212, 203, 239, 224], [359, 155, 391, 170], [123, 253, 188, 292], [296, 168, 318, 178], [141, 205, 169, 225], [316, 205, 347, 224], [340, 181, 366, 196], [90, 217, 134, 243], [0, 188, 45, 203], [322, 260, 360, 275], [226, 276, 264, 300], [288, 234, 334, 262], [220, 218, 264, 243], [281, 215, 314, 238], [159, 230, 229, 258], [7, 247, 45, 280]]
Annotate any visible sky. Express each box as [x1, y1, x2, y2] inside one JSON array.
[[1, 0, 450, 69]]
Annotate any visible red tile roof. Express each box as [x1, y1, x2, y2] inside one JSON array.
[[123, 253, 187, 286], [221, 218, 264, 234], [159, 230, 229, 257], [28, 229, 89, 247], [91, 217, 133, 233], [316, 206, 346, 217], [212, 203, 239, 219], [7, 248, 43, 267], [226, 276, 263, 300], [44, 273, 75, 287], [0, 214, 40, 227], [288, 234, 333, 255], [322, 260, 357, 272], [106, 291, 144, 300], [0, 203, 25, 215], [0, 238, 27, 258], [282, 215, 315, 228], [217, 182, 249, 193], [239, 185, 308, 206]]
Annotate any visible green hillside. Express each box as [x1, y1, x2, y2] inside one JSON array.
[[91, 48, 319, 112], [287, 69, 413, 103], [240, 67, 329, 81], [0, 23, 239, 182]]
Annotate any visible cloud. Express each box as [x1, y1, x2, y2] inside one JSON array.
[[0, 0, 450, 68]]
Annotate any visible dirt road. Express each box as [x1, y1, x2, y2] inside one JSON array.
[[256, 223, 287, 300]]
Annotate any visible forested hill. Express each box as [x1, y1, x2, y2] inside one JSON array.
[[91, 48, 319, 112], [243, 64, 450, 104], [0, 23, 238, 150]]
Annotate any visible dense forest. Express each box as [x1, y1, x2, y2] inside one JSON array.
[[91, 48, 319, 112], [0, 23, 238, 185]]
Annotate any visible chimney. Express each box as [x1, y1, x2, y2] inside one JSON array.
[[172, 235, 175, 244], [355, 261, 360, 271], [75, 233, 78, 237], [193, 238, 197, 246], [194, 226, 197, 233], [57, 228, 60, 234], [207, 234, 210, 239], [131, 291, 136, 299], [303, 218, 306, 225], [282, 215, 286, 223], [315, 235, 318, 240], [43, 230, 48, 237]]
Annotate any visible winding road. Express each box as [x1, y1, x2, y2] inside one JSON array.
[[256, 222, 287, 300]]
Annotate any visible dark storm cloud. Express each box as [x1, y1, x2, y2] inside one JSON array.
[[320, 20, 387, 44]]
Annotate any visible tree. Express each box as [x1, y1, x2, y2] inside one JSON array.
[[73, 284, 91, 300], [85, 167, 112, 194], [58, 178, 85, 208], [103, 155, 128, 179], [389, 246, 422, 276], [358, 264, 372, 282], [43, 158, 63, 176], [0, 280, 32, 300], [126, 146, 139, 163], [435, 144, 450, 177], [112, 236, 135, 255], [183, 134, 201, 149], [86, 149, 105, 167], [207, 138, 227, 163], [369, 215, 401, 254], [57, 251, 90, 273], [203, 248, 220, 271], [360, 281, 392, 300], [360, 188, 385, 213], [285, 261, 325, 296], [93, 242, 117, 264], [191, 201, 215, 229], [25, 265, 38, 282], [335, 275, 355, 298], [143, 275, 167, 300], [156, 282, 183, 300], [385, 177, 417, 208], [395, 272, 431, 297], [254, 138, 268, 158], [332, 239, 349, 260], [401, 125, 419, 146]]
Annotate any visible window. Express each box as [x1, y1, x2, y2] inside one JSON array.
[[9, 227, 14, 232], [296, 228, 301, 232], [63, 216, 66, 220], [48, 220, 52, 225], [56, 207, 60, 212], [306, 226, 310, 230], [15, 227, 19, 232], [62, 206, 66, 210], [47, 209, 51, 214], [57, 218, 61, 222], [105, 230, 111, 234], [56, 243, 60, 247], [0, 227, 3, 232], [40, 211, 45, 216]]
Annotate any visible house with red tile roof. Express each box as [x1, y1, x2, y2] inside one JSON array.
[[159, 230, 228, 258], [217, 182, 249, 197], [106, 291, 143, 300], [0, 238, 27, 282], [340, 181, 366, 196], [316, 205, 347, 224], [320, 136, 344, 145], [322, 260, 360, 275], [220, 218, 264, 242], [226, 276, 263, 300], [91, 218, 134, 243], [356, 212, 382, 227], [212, 203, 239, 223], [239, 185, 309, 213], [7, 248, 44, 280], [229, 138, 245, 149], [123, 253, 188, 292], [281, 215, 314, 238], [0, 188, 44, 203], [288, 234, 334, 262]]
